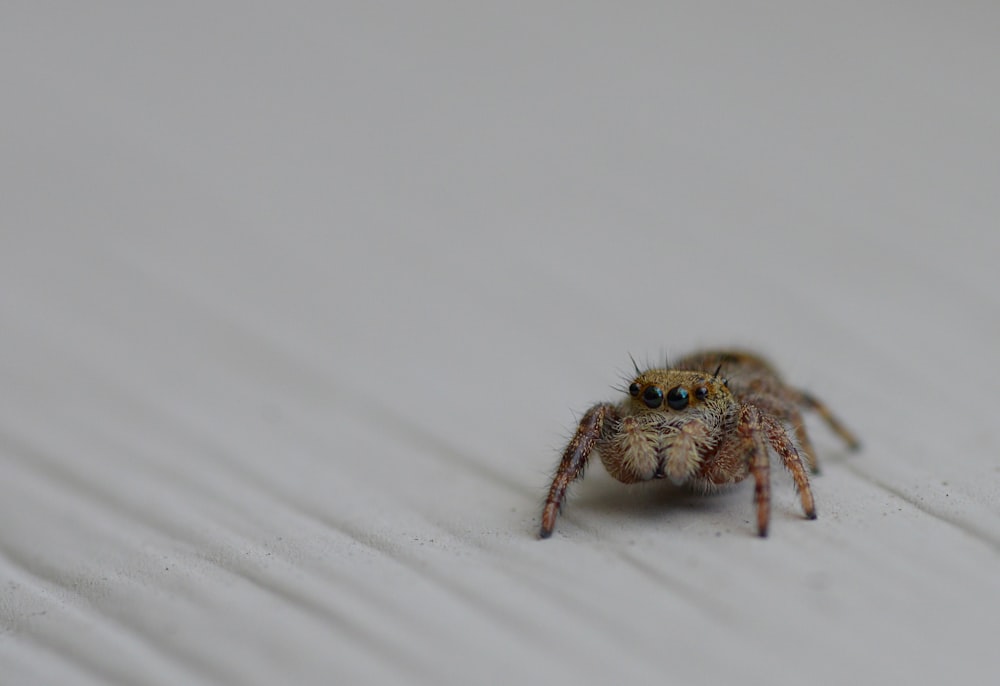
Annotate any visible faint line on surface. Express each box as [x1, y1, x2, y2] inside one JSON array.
[[0, 427, 425, 684], [843, 461, 1000, 556], [0, 544, 213, 686]]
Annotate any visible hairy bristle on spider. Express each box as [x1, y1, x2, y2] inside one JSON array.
[[628, 353, 641, 376]]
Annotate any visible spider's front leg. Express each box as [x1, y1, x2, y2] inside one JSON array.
[[539, 403, 617, 539], [761, 414, 817, 522], [736, 404, 773, 537], [733, 404, 817, 537]]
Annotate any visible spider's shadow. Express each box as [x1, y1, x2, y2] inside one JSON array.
[[571, 471, 745, 528]]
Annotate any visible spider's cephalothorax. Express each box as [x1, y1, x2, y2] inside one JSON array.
[[539, 350, 860, 538]]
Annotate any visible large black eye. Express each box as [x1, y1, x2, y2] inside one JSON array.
[[667, 386, 689, 410], [629, 383, 640, 397], [642, 386, 664, 408]]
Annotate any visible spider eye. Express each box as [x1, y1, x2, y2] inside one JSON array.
[[629, 383, 640, 397], [695, 386, 708, 400], [666, 386, 689, 410], [641, 386, 664, 409]]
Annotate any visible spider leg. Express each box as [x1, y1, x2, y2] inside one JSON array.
[[539, 403, 615, 539], [741, 406, 772, 537], [787, 407, 821, 475], [761, 415, 817, 521], [734, 391, 822, 475], [796, 390, 861, 452]]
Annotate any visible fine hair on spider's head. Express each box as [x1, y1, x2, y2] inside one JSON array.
[[628, 352, 641, 376]]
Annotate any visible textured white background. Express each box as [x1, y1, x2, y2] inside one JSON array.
[[2, 3, 1000, 685]]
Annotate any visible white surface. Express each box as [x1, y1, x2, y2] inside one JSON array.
[[3, 4, 1000, 685]]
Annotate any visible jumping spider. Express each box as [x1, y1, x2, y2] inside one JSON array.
[[540, 350, 860, 538]]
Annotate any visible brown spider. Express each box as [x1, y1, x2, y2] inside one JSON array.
[[540, 350, 860, 538]]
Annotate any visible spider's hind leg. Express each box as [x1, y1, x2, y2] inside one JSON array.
[[787, 406, 820, 475], [796, 390, 861, 452]]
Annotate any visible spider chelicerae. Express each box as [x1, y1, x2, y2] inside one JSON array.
[[540, 350, 860, 538]]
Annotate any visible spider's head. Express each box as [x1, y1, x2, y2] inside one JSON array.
[[625, 369, 731, 414]]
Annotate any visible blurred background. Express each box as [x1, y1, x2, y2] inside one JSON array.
[[2, 3, 999, 685]]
